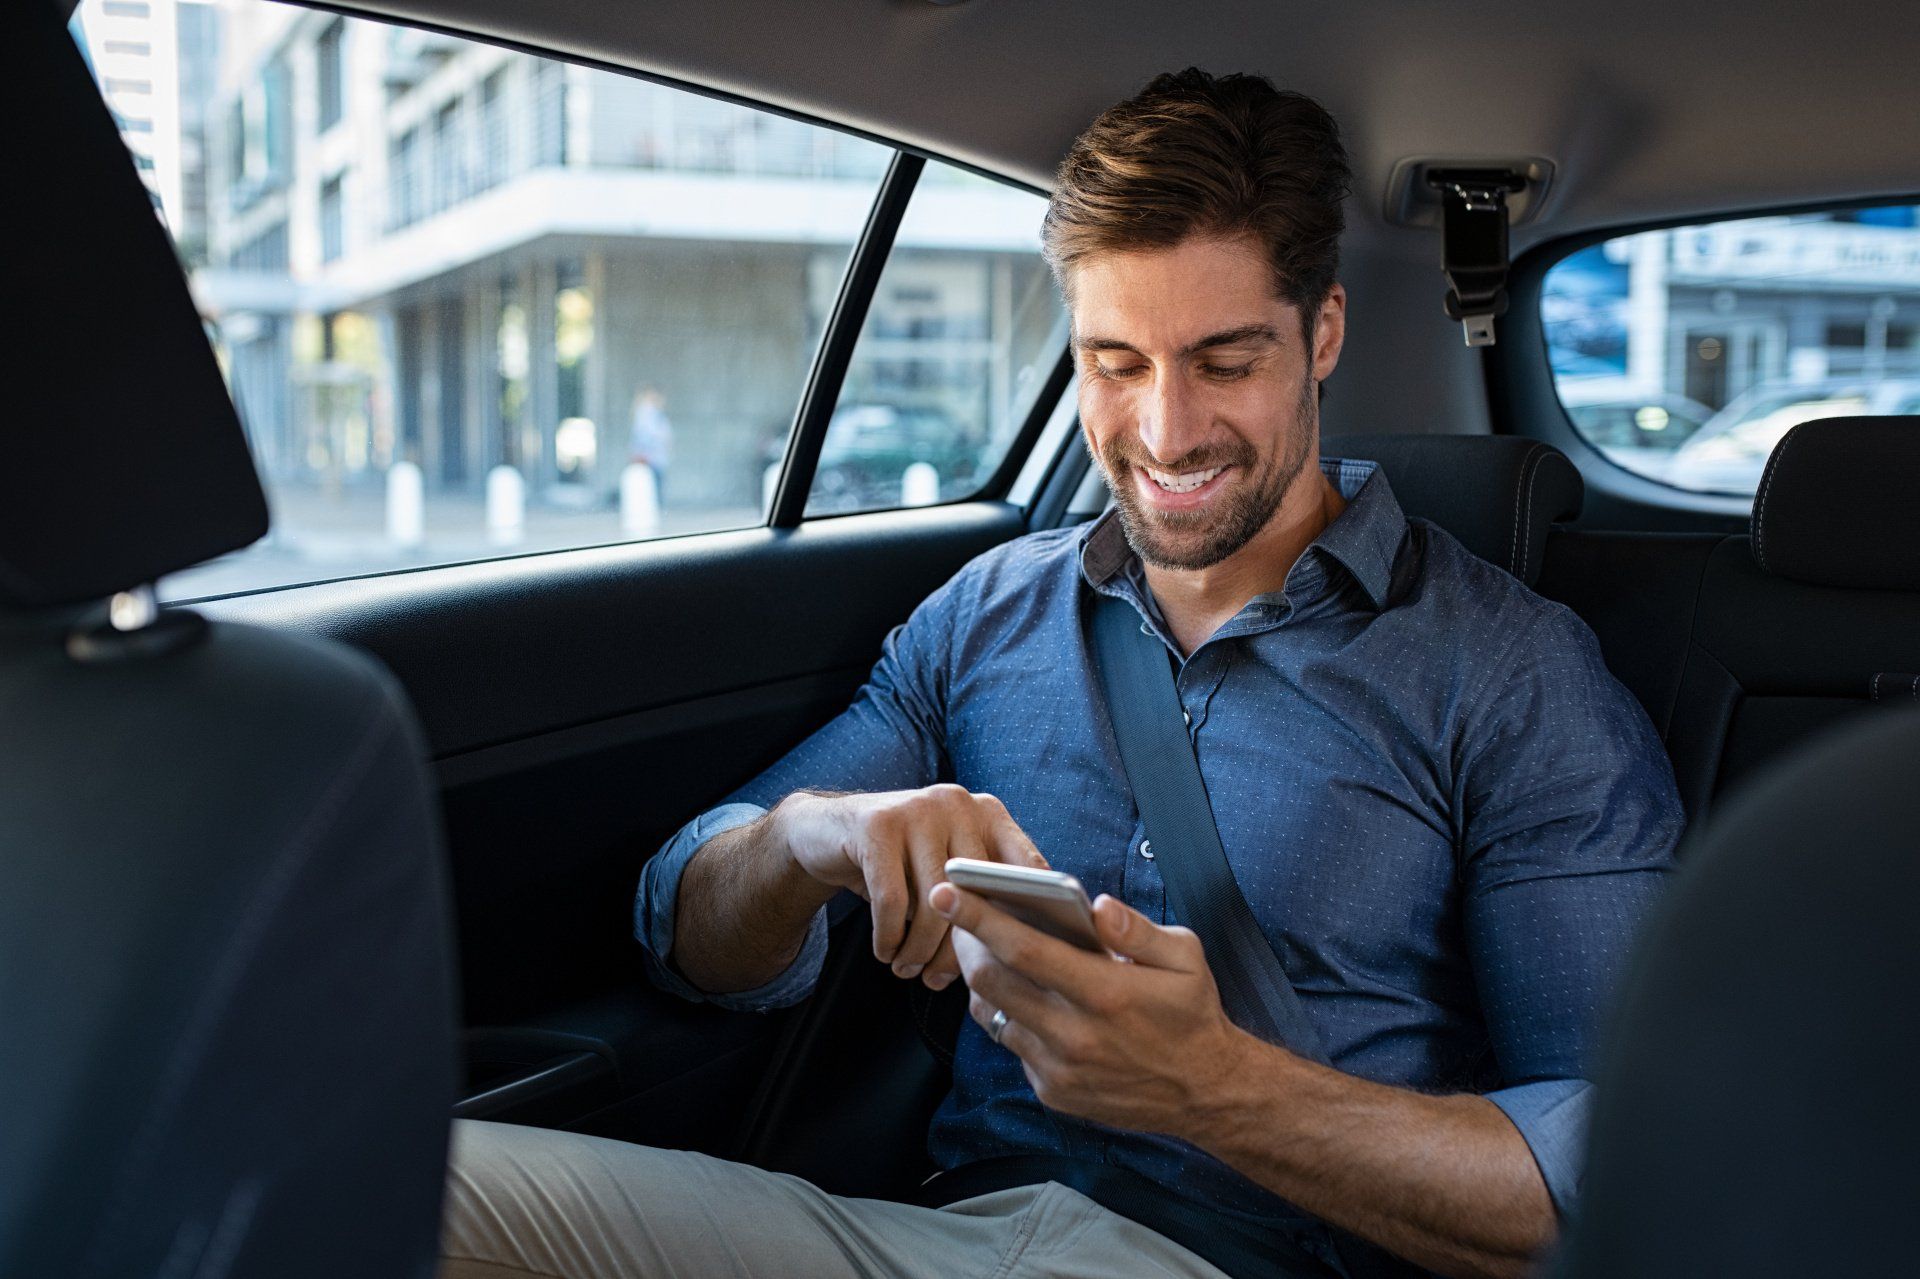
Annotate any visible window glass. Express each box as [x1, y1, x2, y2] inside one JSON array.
[[1544, 204, 1920, 497], [806, 163, 1066, 516], [69, 0, 891, 599]]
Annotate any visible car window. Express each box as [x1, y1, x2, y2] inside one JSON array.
[[805, 163, 1066, 517], [71, 0, 893, 599], [1543, 203, 1920, 497]]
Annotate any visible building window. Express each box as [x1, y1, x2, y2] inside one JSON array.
[[102, 77, 154, 95], [478, 71, 507, 192], [316, 18, 345, 133], [320, 175, 345, 263], [102, 40, 152, 55], [100, 0, 149, 16], [532, 60, 566, 167], [431, 101, 464, 214], [389, 128, 420, 229]]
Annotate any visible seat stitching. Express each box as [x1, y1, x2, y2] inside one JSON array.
[[1910, 673, 1919, 701], [1752, 421, 1808, 575], [1873, 671, 1883, 701], [80, 689, 404, 1276], [1522, 452, 1555, 579], [1510, 444, 1546, 576]]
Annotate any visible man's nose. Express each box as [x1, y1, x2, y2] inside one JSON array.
[[1136, 371, 1208, 464]]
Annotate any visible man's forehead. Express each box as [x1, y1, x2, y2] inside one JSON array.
[[1067, 235, 1300, 353]]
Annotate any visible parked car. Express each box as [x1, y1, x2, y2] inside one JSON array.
[[1559, 388, 1715, 479], [809, 403, 978, 513], [1665, 377, 1920, 494]]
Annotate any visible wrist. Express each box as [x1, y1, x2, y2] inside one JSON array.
[[1179, 1022, 1306, 1151], [766, 791, 840, 896]]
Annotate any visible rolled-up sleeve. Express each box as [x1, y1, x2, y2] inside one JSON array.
[[634, 802, 830, 1012], [1458, 603, 1684, 1218], [1485, 1077, 1593, 1218]]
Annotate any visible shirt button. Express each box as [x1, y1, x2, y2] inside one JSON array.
[[1182, 709, 1191, 726], [1139, 839, 1154, 860]]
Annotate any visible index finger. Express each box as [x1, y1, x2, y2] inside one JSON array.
[[983, 805, 1048, 869], [930, 884, 1111, 1003]]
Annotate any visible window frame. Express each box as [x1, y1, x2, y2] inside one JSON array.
[[1495, 193, 1920, 527]]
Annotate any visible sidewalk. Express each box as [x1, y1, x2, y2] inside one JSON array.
[[164, 482, 763, 600]]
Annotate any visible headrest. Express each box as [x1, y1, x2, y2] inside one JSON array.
[[1323, 435, 1582, 585], [0, 7, 266, 609], [1751, 416, 1920, 591]]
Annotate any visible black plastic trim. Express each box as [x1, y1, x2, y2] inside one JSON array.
[[771, 151, 926, 527], [1028, 414, 1093, 532], [1491, 193, 1920, 532], [980, 344, 1075, 503]]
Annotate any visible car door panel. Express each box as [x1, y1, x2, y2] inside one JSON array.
[[196, 501, 1026, 1146]]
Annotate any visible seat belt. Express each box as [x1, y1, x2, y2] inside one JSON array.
[[1090, 593, 1327, 1063]]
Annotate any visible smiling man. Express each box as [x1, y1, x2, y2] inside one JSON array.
[[441, 70, 1682, 1279]]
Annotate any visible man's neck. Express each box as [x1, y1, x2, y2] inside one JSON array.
[[1141, 461, 1348, 657]]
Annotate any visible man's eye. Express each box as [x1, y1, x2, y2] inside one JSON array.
[[1202, 363, 1253, 381], [1094, 363, 1146, 381]]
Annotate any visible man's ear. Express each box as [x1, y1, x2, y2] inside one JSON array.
[[1312, 283, 1347, 382]]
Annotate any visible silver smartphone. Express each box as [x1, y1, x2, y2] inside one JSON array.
[[942, 858, 1104, 953]]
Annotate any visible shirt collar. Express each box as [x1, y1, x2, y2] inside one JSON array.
[[1077, 456, 1406, 613]]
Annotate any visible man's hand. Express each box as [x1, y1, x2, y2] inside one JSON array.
[[932, 881, 1556, 1279], [931, 881, 1256, 1134], [776, 785, 1048, 991]]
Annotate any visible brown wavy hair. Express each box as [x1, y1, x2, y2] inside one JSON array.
[[1043, 68, 1351, 330]]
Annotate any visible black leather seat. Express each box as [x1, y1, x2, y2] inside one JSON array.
[[1554, 703, 1920, 1276], [0, 9, 457, 1276], [1325, 434, 1584, 586], [1539, 416, 1920, 822]]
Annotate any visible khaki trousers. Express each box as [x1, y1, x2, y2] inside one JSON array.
[[439, 1118, 1230, 1279]]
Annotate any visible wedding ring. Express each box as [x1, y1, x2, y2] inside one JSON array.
[[989, 1008, 1008, 1044]]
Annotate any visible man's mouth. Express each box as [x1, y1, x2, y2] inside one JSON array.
[[1133, 463, 1235, 509], [1143, 464, 1226, 494]]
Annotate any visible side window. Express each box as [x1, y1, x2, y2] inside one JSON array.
[[71, 0, 890, 599], [1544, 203, 1920, 497], [806, 163, 1067, 516]]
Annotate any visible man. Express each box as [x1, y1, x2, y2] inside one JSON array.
[[441, 69, 1681, 1279]]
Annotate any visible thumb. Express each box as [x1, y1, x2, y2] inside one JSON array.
[[1093, 895, 1206, 971]]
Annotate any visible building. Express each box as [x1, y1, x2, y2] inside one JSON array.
[[154, 3, 1058, 514]]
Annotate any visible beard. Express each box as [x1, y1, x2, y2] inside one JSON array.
[[1098, 368, 1318, 572]]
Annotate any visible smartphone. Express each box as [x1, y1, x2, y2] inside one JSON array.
[[942, 858, 1104, 953]]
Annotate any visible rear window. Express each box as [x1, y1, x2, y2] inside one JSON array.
[[1543, 203, 1920, 497]]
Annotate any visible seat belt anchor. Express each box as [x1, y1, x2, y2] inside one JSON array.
[[1426, 169, 1526, 348]]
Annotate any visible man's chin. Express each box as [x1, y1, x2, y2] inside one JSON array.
[[1114, 507, 1243, 571]]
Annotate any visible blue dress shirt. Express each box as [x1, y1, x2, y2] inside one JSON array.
[[636, 458, 1682, 1248]]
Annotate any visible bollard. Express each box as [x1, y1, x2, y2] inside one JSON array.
[[485, 465, 525, 547], [620, 462, 661, 537], [386, 461, 425, 549], [902, 461, 940, 507]]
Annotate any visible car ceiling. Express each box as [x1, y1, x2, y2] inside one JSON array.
[[338, 0, 1920, 253]]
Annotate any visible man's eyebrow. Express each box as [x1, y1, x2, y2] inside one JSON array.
[[1075, 324, 1282, 359]]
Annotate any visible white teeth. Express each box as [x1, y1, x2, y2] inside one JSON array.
[[1144, 465, 1224, 494]]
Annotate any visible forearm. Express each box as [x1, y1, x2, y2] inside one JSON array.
[[1185, 1034, 1555, 1279], [671, 796, 837, 994]]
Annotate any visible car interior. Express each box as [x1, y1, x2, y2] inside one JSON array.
[[7, 0, 1920, 1273]]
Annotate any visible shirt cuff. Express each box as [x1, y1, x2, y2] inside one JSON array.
[[1485, 1078, 1594, 1219], [634, 801, 830, 1012]]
